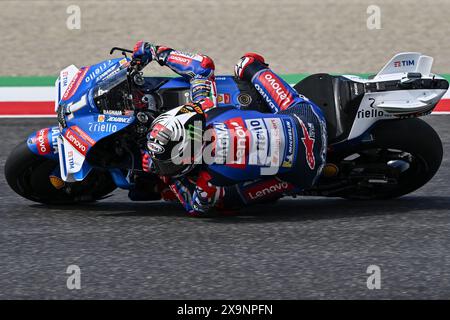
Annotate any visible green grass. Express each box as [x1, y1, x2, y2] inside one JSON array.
[[0, 74, 448, 87]]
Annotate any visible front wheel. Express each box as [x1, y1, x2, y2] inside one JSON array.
[[4, 141, 117, 204], [326, 118, 443, 199]]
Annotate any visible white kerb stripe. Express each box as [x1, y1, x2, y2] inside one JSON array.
[[0, 87, 54, 101]]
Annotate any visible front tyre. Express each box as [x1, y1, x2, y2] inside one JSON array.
[[4, 141, 117, 204]]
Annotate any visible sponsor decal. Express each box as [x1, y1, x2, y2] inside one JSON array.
[[179, 104, 203, 115], [84, 60, 116, 83], [198, 99, 213, 111], [119, 58, 128, 67], [174, 51, 203, 61], [245, 118, 269, 166], [98, 115, 105, 122], [254, 83, 277, 112], [258, 71, 293, 110], [243, 178, 295, 202], [393, 59, 415, 68], [101, 66, 122, 82], [298, 118, 316, 170], [217, 93, 231, 104], [62, 67, 89, 101], [72, 125, 96, 145], [224, 117, 249, 168], [186, 123, 203, 142], [106, 115, 133, 123], [67, 150, 75, 170], [213, 122, 230, 164], [61, 70, 69, 87], [51, 127, 60, 154], [147, 142, 165, 154], [263, 118, 285, 167], [103, 109, 123, 115], [88, 122, 118, 133], [357, 98, 389, 119], [357, 108, 385, 118], [282, 118, 295, 168], [36, 128, 50, 155], [64, 128, 89, 156], [168, 53, 192, 66]]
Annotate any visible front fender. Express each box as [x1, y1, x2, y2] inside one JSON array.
[[26, 126, 60, 161]]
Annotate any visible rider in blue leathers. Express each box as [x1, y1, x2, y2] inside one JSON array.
[[132, 41, 327, 216]]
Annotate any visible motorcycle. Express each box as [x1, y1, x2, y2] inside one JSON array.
[[5, 48, 449, 204]]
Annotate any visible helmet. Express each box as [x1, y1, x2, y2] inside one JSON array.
[[147, 104, 205, 177]]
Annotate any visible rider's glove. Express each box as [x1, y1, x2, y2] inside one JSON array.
[[141, 150, 154, 173], [132, 41, 157, 68]]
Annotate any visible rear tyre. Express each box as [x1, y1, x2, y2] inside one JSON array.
[[4, 141, 117, 204], [337, 118, 443, 199]]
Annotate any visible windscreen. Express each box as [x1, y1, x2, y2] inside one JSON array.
[[91, 68, 131, 112]]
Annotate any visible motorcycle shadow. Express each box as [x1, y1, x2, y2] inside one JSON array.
[[207, 195, 450, 223], [30, 195, 450, 223]]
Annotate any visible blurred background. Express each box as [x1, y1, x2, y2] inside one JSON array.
[[1, 0, 449, 76]]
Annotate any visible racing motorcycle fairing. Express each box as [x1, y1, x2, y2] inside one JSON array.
[[57, 134, 92, 182], [294, 52, 449, 144], [374, 52, 433, 80], [59, 58, 129, 105], [56, 113, 135, 182], [54, 58, 135, 182], [55, 64, 79, 112]]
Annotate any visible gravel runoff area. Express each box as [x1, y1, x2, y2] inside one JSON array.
[[0, 0, 449, 76]]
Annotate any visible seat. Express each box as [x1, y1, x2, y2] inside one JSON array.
[[294, 73, 364, 143]]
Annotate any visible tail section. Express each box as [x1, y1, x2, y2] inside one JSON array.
[[374, 52, 434, 80]]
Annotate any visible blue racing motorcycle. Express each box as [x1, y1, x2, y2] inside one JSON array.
[[5, 47, 449, 204]]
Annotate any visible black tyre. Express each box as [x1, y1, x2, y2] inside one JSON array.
[[337, 118, 443, 199], [4, 141, 117, 204]]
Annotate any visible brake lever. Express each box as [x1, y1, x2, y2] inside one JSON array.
[[110, 47, 133, 55]]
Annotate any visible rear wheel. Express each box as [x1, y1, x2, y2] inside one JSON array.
[[4, 141, 117, 204], [324, 118, 443, 199]]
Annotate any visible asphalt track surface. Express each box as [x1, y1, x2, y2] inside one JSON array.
[[0, 116, 449, 299]]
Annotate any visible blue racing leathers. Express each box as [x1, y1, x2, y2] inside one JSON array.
[[135, 45, 327, 215], [167, 53, 327, 215]]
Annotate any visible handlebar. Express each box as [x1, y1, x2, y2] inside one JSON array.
[[109, 47, 145, 110], [109, 47, 133, 55], [109, 46, 141, 70]]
